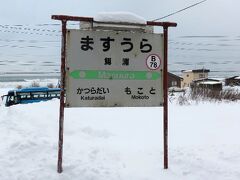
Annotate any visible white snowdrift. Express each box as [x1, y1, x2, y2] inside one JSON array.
[[0, 86, 240, 180]]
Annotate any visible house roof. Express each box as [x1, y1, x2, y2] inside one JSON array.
[[193, 78, 220, 83], [182, 69, 210, 73], [168, 72, 183, 80], [226, 76, 240, 80], [199, 81, 222, 85]]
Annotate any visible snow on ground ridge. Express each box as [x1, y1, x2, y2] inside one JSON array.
[[1, 81, 240, 180]]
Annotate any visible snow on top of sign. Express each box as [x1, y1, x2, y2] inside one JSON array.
[[94, 12, 146, 24]]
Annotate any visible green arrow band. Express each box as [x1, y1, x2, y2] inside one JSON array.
[[69, 70, 160, 80]]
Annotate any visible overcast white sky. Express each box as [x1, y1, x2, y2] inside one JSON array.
[[1, 0, 240, 77], [0, 0, 240, 36]]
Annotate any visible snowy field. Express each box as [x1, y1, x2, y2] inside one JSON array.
[[0, 80, 240, 180]]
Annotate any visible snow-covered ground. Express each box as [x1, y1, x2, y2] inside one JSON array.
[[0, 80, 240, 180]]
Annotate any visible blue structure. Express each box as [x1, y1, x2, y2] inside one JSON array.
[[1, 87, 61, 107]]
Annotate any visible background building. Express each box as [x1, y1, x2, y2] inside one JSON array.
[[225, 76, 240, 86], [181, 69, 210, 88], [191, 78, 223, 91], [168, 72, 183, 88]]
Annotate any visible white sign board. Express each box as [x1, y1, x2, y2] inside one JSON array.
[[65, 29, 164, 107]]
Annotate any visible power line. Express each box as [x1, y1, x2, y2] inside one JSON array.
[[0, 23, 78, 27], [0, 44, 58, 49], [0, 29, 60, 37], [152, 0, 207, 21], [0, 25, 60, 33], [0, 39, 59, 43]]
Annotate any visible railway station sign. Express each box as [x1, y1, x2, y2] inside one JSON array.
[[52, 14, 177, 173], [65, 29, 164, 107]]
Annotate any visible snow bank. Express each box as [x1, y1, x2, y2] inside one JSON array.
[[0, 84, 240, 179], [0, 79, 59, 89], [94, 12, 146, 24]]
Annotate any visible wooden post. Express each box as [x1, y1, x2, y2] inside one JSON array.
[[57, 20, 67, 173], [163, 25, 169, 169]]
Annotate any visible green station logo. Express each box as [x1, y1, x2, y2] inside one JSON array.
[[70, 70, 161, 80]]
